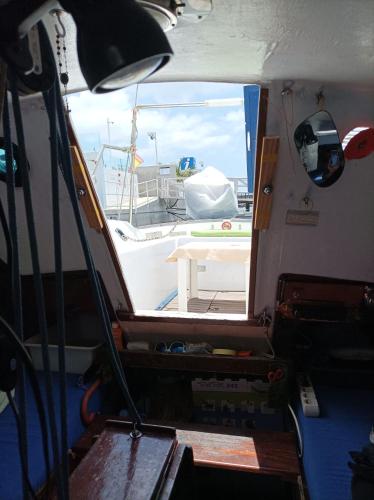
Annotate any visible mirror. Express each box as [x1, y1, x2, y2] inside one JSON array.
[[294, 110, 345, 187]]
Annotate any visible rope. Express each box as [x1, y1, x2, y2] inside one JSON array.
[[0, 316, 51, 497], [9, 70, 65, 499], [44, 83, 70, 499], [6, 392, 37, 499], [3, 84, 30, 500], [41, 21, 141, 427], [0, 59, 7, 122], [50, 80, 142, 425]]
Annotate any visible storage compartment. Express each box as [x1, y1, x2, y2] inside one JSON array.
[[26, 332, 102, 374]]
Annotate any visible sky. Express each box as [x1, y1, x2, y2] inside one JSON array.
[[68, 82, 249, 178]]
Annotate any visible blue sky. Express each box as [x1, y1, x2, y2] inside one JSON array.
[[69, 82, 249, 177]]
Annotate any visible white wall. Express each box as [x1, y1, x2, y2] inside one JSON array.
[[110, 225, 250, 310], [2, 84, 374, 321], [0, 97, 131, 313], [255, 81, 374, 315]]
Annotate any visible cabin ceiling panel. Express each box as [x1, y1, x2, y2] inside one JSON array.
[[43, 0, 374, 92]]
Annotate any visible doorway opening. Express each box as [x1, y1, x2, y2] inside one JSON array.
[[70, 82, 260, 318]]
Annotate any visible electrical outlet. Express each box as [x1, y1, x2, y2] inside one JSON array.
[[197, 265, 206, 272]]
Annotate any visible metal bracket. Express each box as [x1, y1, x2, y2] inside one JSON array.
[[263, 184, 273, 195]]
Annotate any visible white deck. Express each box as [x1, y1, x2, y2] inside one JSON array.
[[108, 219, 252, 312], [164, 290, 246, 315]]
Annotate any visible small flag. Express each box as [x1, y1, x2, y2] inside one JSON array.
[[134, 153, 143, 169]]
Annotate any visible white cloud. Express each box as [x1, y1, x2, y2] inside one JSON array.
[[68, 82, 248, 176], [225, 109, 245, 123]]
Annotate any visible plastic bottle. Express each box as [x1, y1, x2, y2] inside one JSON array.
[[112, 321, 124, 351]]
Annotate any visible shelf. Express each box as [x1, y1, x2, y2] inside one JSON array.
[[120, 350, 287, 376]]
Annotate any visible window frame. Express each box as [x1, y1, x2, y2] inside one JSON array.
[[67, 87, 269, 337]]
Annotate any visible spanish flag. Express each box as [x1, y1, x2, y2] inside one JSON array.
[[134, 153, 143, 169]]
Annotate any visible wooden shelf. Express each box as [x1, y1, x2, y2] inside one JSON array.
[[120, 350, 287, 376]]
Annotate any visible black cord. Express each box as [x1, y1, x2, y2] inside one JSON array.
[[2, 85, 29, 500], [9, 71, 65, 499], [40, 21, 141, 426], [0, 315, 50, 489], [48, 81, 141, 426], [166, 210, 188, 221], [0, 196, 11, 268], [54, 92, 141, 424], [0, 196, 13, 320], [6, 391, 37, 500], [45, 83, 69, 499]]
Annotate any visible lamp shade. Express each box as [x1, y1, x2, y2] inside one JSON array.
[[62, 0, 173, 93]]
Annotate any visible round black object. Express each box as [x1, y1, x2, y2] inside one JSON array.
[[0, 334, 17, 392], [66, 0, 173, 93]]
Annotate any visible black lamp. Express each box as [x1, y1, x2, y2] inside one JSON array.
[[61, 0, 174, 93], [0, 0, 173, 94]]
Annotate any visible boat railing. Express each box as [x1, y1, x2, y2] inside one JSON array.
[[102, 174, 252, 213], [138, 178, 159, 204], [159, 177, 185, 200], [159, 176, 251, 200]]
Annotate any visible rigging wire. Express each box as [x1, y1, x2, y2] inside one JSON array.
[[2, 82, 29, 500], [117, 151, 131, 219], [9, 70, 65, 499], [44, 83, 70, 499], [6, 391, 37, 500], [288, 403, 303, 458]]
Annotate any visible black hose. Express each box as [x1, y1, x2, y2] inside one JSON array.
[[40, 21, 141, 425], [45, 84, 69, 499], [0, 196, 11, 268], [9, 71, 65, 499], [6, 391, 37, 500], [2, 86, 29, 500], [54, 88, 141, 424], [0, 315, 50, 492]]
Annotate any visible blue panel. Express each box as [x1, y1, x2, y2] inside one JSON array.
[[179, 157, 196, 171], [296, 384, 374, 500], [243, 85, 260, 193], [0, 373, 106, 499]]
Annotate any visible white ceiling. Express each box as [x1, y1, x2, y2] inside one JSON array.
[[44, 0, 374, 92]]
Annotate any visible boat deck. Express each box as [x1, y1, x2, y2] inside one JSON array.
[[163, 290, 246, 314]]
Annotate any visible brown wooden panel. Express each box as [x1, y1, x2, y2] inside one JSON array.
[[254, 136, 280, 230], [120, 350, 287, 376], [249, 88, 268, 318], [69, 423, 177, 500], [67, 117, 134, 313], [71, 145, 104, 232], [177, 428, 299, 482], [71, 416, 300, 486], [159, 445, 195, 500], [281, 280, 365, 306]]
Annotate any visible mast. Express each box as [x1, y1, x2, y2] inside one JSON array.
[[129, 106, 137, 225]]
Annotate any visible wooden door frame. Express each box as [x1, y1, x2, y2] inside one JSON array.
[[66, 88, 269, 337]]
